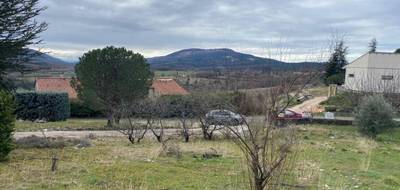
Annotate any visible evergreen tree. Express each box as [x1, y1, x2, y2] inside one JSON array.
[[368, 38, 377, 53], [73, 47, 154, 127], [0, 0, 47, 88], [324, 40, 348, 85], [395, 49, 400, 54], [0, 90, 15, 161]]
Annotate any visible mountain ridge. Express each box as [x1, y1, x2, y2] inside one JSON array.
[[147, 48, 323, 71], [22, 49, 74, 71]]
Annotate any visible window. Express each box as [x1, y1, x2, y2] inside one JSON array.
[[285, 110, 295, 116], [348, 74, 355, 78], [381, 75, 394, 80]]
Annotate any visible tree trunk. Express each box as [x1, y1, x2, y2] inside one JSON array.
[[106, 113, 114, 128], [128, 134, 135, 144], [254, 178, 264, 190], [183, 129, 190, 142], [107, 119, 112, 128], [203, 130, 213, 140], [184, 134, 189, 142], [156, 135, 162, 143]]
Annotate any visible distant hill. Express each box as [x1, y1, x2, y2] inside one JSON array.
[[21, 49, 74, 71], [147, 48, 324, 71]]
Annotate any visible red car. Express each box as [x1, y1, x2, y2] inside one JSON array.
[[276, 109, 312, 121]]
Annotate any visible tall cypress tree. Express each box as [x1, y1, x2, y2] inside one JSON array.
[[324, 40, 348, 85]]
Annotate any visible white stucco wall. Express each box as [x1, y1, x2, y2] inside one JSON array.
[[344, 53, 400, 93]]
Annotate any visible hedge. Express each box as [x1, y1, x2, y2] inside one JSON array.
[[70, 100, 104, 118], [15, 92, 70, 121]]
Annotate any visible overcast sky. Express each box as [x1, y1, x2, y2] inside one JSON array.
[[35, 0, 400, 62]]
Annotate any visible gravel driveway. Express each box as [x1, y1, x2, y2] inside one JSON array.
[[290, 96, 328, 113]]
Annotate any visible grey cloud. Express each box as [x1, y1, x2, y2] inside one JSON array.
[[36, 0, 400, 61]]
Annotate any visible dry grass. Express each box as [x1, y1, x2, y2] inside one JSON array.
[[2, 125, 400, 189], [305, 86, 329, 97], [15, 118, 197, 132]]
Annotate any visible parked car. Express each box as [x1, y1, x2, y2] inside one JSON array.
[[296, 94, 313, 102], [205, 110, 245, 126], [275, 109, 312, 127], [276, 109, 313, 120]]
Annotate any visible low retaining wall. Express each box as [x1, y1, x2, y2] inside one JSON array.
[[296, 118, 353, 125]]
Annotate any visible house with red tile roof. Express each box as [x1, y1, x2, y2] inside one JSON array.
[[35, 77, 78, 99], [150, 78, 189, 96], [35, 77, 188, 99]]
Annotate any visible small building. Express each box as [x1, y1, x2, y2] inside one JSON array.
[[344, 52, 400, 93], [150, 78, 189, 96], [35, 77, 78, 99]]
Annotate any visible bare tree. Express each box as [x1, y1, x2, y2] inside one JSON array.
[[191, 93, 233, 140], [222, 72, 317, 190], [221, 37, 326, 189], [167, 95, 195, 142], [114, 101, 150, 144], [148, 98, 168, 143]]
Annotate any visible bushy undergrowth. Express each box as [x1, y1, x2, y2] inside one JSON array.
[[355, 95, 396, 137], [321, 91, 362, 113]]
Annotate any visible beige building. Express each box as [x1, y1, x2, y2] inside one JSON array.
[[344, 52, 400, 93]]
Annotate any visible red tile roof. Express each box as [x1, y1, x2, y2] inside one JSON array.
[[151, 79, 189, 96], [35, 77, 78, 99]]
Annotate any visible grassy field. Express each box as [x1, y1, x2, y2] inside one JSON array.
[[15, 119, 108, 132], [3, 124, 400, 189], [305, 86, 329, 97], [15, 118, 197, 132]]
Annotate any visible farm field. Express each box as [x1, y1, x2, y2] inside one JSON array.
[[3, 124, 400, 189]]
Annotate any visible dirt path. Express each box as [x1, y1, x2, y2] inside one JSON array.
[[290, 96, 328, 113]]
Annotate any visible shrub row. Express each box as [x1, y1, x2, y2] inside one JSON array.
[[15, 92, 70, 121]]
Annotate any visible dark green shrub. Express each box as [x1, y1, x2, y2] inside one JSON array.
[[355, 95, 396, 137], [70, 100, 103, 118], [325, 74, 344, 85], [0, 90, 15, 161], [324, 106, 337, 112], [15, 92, 70, 121]]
